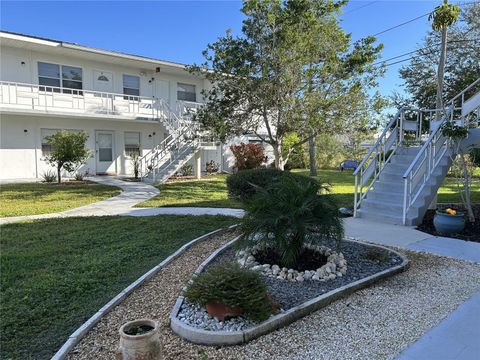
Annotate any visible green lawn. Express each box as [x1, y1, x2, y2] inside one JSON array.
[[138, 174, 243, 209], [0, 215, 236, 359], [0, 183, 121, 217], [293, 169, 480, 207]]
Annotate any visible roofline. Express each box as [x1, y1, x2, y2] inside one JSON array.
[[0, 30, 191, 70]]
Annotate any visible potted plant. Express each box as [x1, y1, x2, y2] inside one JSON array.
[[433, 207, 465, 235], [184, 262, 274, 322], [117, 319, 161, 360]]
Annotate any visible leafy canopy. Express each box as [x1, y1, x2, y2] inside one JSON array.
[[190, 0, 383, 169]]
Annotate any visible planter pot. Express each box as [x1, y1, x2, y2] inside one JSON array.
[[205, 302, 243, 321], [433, 211, 465, 235], [117, 319, 161, 360]]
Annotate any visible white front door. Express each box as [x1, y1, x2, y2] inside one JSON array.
[[93, 70, 114, 93], [95, 131, 115, 174], [156, 80, 170, 102]]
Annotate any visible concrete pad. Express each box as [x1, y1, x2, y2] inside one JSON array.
[[398, 291, 480, 360], [123, 207, 245, 218], [406, 237, 480, 264], [344, 217, 431, 247]]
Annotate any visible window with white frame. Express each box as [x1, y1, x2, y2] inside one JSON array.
[[41, 128, 58, 155], [38, 62, 82, 93], [124, 132, 141, 156], [123, 75, 140, 98], [177, 83, 196, 102]]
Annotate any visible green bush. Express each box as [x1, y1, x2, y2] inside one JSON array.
[[184, 262, 274, 322], [240, 175, 343, 268], [41, 170, 57, 183], [226, 168, 318, 202]]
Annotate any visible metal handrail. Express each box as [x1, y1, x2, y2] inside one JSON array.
[[401, 78, 480, 224]]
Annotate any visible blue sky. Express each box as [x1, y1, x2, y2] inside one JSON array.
[[0, 1, 468, 100]]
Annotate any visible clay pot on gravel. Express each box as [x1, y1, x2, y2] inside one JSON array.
[[205, 302, 243, 321], [117, 319, 161, 360]]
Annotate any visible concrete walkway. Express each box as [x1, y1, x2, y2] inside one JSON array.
[[343, 217, 480, 360], [0, 177, 244, 225]]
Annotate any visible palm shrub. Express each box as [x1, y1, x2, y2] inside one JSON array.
[[184, 262, 274, 322], [240, 176, 343, 268]]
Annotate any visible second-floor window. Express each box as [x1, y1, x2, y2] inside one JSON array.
[[123, 75, 140, 98], [38, 62, 82, 92], [177, 83, 196, 102]]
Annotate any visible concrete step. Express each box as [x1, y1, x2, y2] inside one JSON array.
[[390, 155, 417, 165], [396, 146, 423, 155], [361, 198, 421, 218], [356, 208, 404, 225], [367, 190, 404, 203], [373, 181, 404, 193]]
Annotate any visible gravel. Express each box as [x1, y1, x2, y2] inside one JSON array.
[[67, 231, 480, 360], [210, 239, 403, 310]]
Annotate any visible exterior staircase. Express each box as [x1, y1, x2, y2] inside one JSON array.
[[354, 78, 480, 225], [139, 99, 201, 184]]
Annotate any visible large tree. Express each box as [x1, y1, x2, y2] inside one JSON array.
[[190, 0, 383, 170], [400, 3, 479, 111]]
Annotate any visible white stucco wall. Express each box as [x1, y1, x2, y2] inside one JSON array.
[[0, 114, 165, 179]]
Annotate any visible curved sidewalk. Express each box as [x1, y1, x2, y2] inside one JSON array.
[[0, 177, 244, 225]]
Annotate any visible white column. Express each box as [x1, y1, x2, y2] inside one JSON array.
[[195, 150, 201, 179]]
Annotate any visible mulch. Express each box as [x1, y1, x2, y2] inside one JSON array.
[[416, 204, 480, 243]]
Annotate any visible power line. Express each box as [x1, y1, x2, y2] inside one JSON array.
[[343, 1, 379, 15], [372, 12, 430, 37], [373, 39, 480, 66]]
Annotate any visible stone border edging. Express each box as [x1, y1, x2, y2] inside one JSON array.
[[52, 224, 238, 360], [169, 239, 410, 346]]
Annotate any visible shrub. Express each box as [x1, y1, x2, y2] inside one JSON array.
[[74, 172, 84, 181], [226, 168, 318, 202], [230, 143, 267, 171], [240, 176, 343, 268], [129, 152, 140, 179], [41, 170, 57, 183], [181, 163, 194, 176], [205, 160, 220, 174], [184, 262, 274, 322]]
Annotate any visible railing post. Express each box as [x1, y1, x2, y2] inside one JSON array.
[[402, 178, 408, 225], [354, 174, 358, 217]]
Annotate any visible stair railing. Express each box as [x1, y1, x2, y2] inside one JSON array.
[[401, 78, 480, 225], [353, 108, 404, 217]]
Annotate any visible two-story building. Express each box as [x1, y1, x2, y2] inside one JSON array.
[[0, 31, 230, 181]]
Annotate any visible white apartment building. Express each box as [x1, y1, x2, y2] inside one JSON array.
[[0, 31, 232, 181]]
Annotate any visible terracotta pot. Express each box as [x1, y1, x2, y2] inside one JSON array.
[[117, 319, 162, 360], [205, 302, 243, 321]]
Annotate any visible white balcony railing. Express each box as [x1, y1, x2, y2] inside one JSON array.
[[0, 81, 204, 122]]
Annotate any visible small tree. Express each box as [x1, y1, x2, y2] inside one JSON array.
[[230, 143, 267, 171], [45, 130, 90, 184], [129, 152, 140, 179]]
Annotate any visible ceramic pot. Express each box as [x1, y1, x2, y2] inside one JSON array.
[[117, 319, 161, 360], [433, 211, 465, 235], [205, 302, 243, 321]]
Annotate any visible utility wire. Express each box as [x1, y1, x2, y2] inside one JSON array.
[[372, 12, 430, 37], [343, 1, 379, 15]]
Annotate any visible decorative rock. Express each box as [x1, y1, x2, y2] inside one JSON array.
[[328, 274, 336, 280], [312, 275, 320, 281], [296, 275, 304, 282]]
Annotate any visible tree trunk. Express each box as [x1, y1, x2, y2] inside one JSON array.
[[272, 142, 284, 170], [435, 1, 448, 121], [308, 137, 317, 177], [459, 151, 475, 223], [57, 164, 62, 184]]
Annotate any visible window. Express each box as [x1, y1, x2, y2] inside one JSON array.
[[41, 128, 59, 155], [38, 62, 82, 93], [177, 83, 196, 102], [123, 75, 140, 98], [124, 132, 141, 156]]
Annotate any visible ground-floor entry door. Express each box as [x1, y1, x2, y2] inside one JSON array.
[[95, 130, 115, 174]]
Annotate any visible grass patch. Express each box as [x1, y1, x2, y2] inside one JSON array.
[[0, 183, 121, 217], [293, 169, 480, 208], [0, 215, 236, 359], [138, 174, 243, 209]]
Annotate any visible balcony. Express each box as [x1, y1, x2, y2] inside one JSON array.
[[0, 81, 203, 123]]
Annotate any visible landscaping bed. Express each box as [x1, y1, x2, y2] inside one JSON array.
[[417, 204, 480, 242], [171, 236, 407, 342], [66, 231, 480, 360]]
